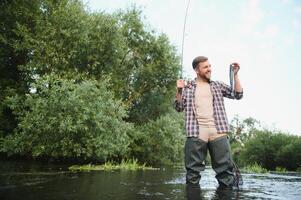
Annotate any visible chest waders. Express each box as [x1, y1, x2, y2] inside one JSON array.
[[185, 135, 242, 188]]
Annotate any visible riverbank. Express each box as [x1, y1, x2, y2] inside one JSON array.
[[242, 163, 301, 174], [69, 159, 157, 171]]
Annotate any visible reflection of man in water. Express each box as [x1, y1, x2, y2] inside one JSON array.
[[186, 183, 240, 200], [175, 56, 243, 188]]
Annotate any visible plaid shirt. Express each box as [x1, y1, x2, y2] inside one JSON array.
[[175, 79, 243, 137]]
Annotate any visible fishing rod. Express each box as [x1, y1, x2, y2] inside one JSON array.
[[178, 0, 191, 95], [180, 0, 191, 79], [181, 0, 236, 93]]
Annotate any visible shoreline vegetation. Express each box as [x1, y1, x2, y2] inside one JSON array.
[[242, 163, 269, 173], [68, 160, 301, 174], [242, 163, 301, 174], [69, 159, 158, 171]]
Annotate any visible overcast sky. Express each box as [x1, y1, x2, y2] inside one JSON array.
[[83, 0, 301, 136]]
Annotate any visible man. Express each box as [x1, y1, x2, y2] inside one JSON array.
[[175, 56, 243, 188]]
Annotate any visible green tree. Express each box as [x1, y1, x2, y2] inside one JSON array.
[[0, 0, 43, 136], [113, 8, 180, 123], [1, 0, 182, 164]]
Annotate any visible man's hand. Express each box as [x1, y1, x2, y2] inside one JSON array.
[[231, 62, 243, 94], [176, 79, 185, 98], [177, 79, 185, 89], [231, 62, 240, 76]]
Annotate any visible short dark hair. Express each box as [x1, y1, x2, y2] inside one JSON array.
[[192, 56, 208, 69]]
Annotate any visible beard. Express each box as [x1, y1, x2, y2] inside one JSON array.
[[198, 72, 211, 82]]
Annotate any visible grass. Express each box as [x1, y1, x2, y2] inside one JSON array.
[[242, 163, 269, 173], [275, 166, 287, 172], [69, 159, 157, 172]]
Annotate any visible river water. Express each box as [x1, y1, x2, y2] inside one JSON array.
[[0, 160, 300, 200]]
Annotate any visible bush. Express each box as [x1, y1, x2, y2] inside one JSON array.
[[128, 110, 185, 166], [243, 163, 268, 173], [230, 141, 244, 166], [239, 130, 301, 171], [275, 166, 287, 172], [1, 74, 132, 162]]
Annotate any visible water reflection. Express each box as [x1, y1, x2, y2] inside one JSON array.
[[211, 187, 240, 200], [185, 184, 203, 200], [185, 184, 241, 200]]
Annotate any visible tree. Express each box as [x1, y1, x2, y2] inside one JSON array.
[[0, 1, 183, 163], [229, 115, 261, 144], [0, 0, 43, 136], [2, 74, 132, 161], [113, 8, 180, 123]]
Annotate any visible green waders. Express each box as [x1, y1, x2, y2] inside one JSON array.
[[185, 135, 236, 187], [208, 135, 235, 187], [184, 137, 207, 185]]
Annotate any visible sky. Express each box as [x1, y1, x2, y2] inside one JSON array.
[[83, 0, 301, 136]]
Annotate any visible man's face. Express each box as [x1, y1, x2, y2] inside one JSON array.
[[195, 60, 212, 81]]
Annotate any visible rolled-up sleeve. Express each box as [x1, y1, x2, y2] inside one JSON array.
[[234, 90, 243, 100], [174, 100, 184, 112], [218, 81, 243, 100]]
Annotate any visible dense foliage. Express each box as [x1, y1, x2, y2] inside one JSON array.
[[2, 75, 132, 162], [239, 130, 301, 171], [129, 110, 185, 165], [0, 0, 182, 165]]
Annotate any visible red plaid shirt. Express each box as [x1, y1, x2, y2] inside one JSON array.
[[175, 79, 243, 137]]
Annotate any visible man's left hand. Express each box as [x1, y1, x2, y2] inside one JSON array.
[[231, 62, 240, 76]]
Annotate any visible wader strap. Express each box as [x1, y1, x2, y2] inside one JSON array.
[[232, 161, 243, 187]]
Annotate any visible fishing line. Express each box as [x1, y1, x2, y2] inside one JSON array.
[[181, 0, 235, 93]]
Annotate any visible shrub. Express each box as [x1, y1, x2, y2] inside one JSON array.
[[275, 166, 287, 172], [243, 163, 268, 173], [239, 130, 301, 171], [1, 74, 132, 162], [128, 110, 185, 165]]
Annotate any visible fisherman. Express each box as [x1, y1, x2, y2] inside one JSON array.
[[175, 56, 243, 188]]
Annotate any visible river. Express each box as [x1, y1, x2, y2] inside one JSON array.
[[0, 160, 301, 199]]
